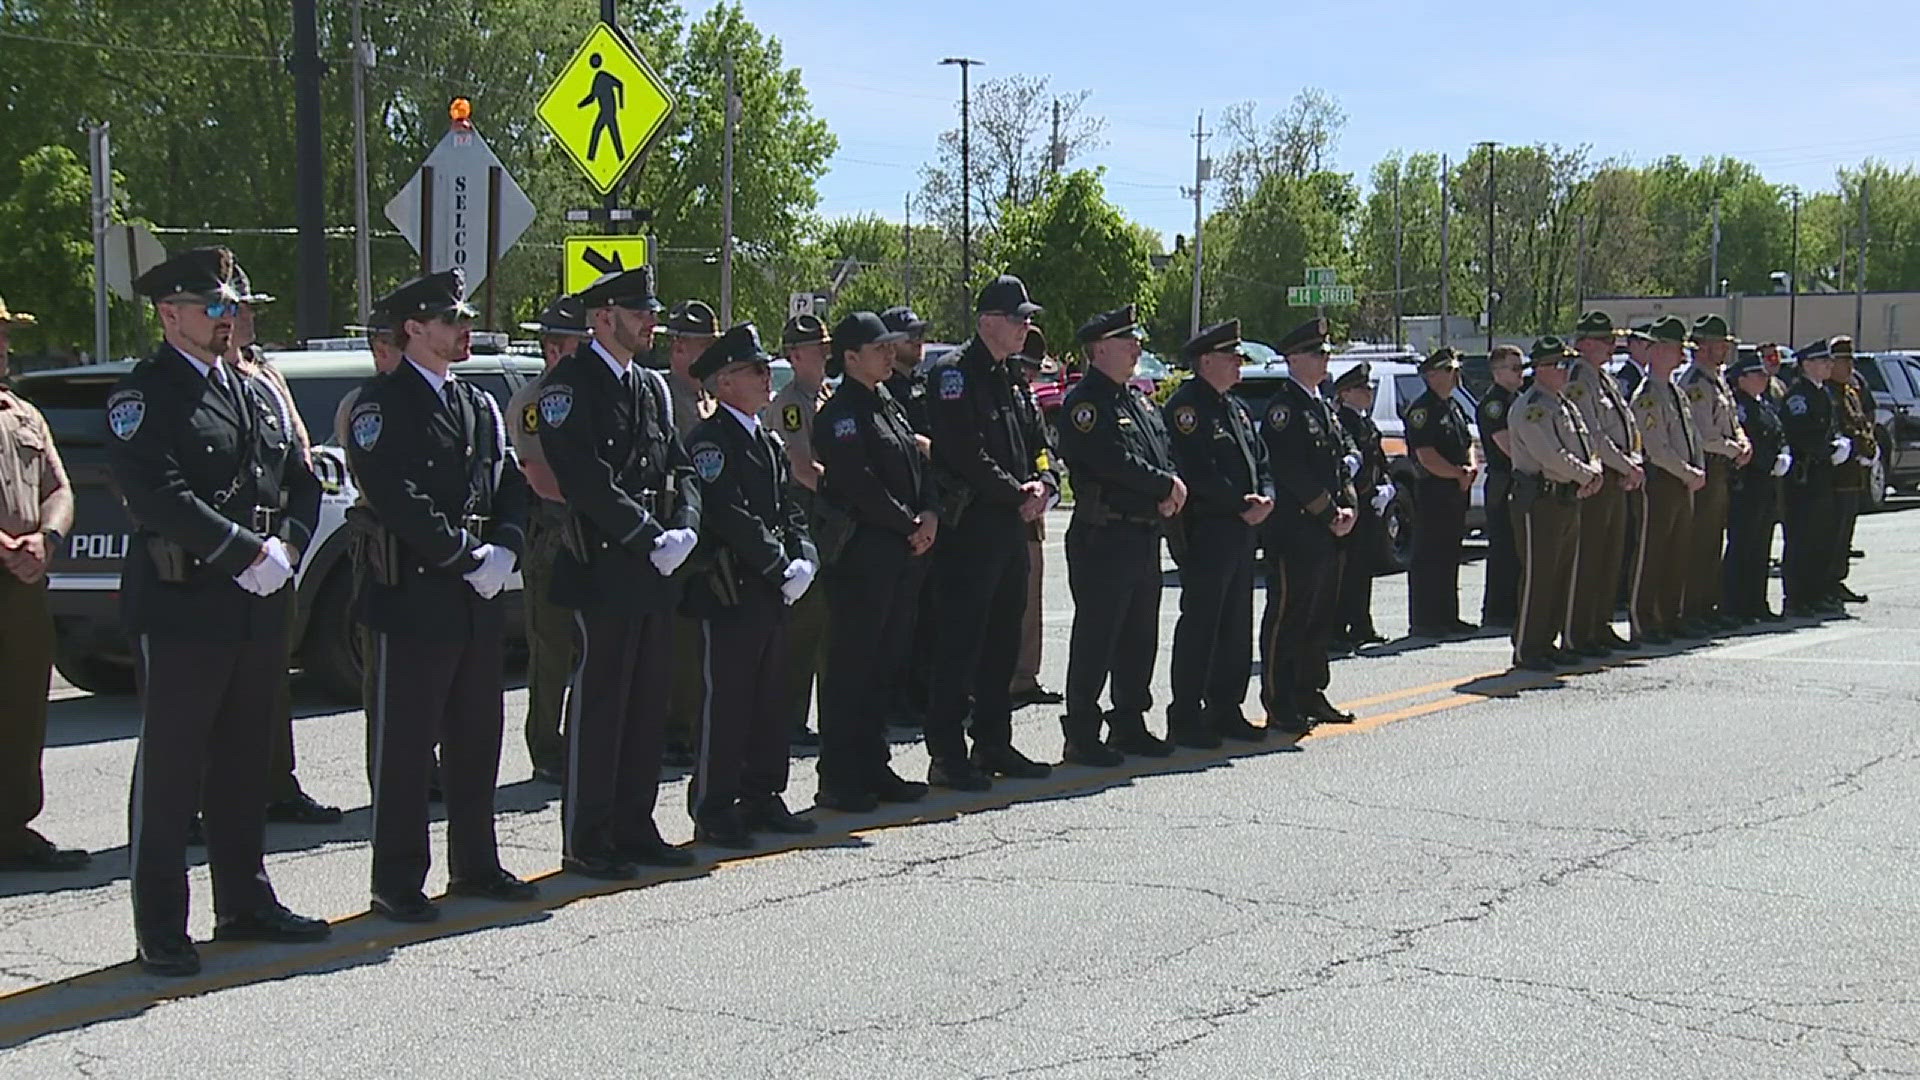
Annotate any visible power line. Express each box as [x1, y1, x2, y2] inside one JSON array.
[[0, 28, 286, 62]]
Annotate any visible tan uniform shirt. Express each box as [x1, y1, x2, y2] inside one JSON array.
[[505, 374, 551, 475], [1633, 372, 1706, 482], [1564, 359, 1642, 475], [1680, 362, 1749, 460], [666, 370, 713, 438], [0, 386, 71, 540], [236, 348, 310, 452], [1508, 385, 1602, 485], [761, 375, 829, 480]]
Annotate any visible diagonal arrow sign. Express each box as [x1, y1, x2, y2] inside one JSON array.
[[563, 235, 650, 295]]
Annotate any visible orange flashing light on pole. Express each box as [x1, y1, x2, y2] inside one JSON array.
[[449, 96, 473, 130]]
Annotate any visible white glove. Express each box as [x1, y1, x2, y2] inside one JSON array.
[[780, 558, 816, 605], [235, 538, 295, 596], [233, 562, 269, 596], [1343, 452, 1363, 478], [1369, 483, 1395, 515], [462, 542, 516, 599], [649, 528, 697, 576], [1771, 449, 1793, 477], [1830, 436, 1852, 466]]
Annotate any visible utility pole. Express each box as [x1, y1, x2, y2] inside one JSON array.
[[350, 0, 372, 323], [1789, 189, 1801, 346], [903, 193, 914, 310], [1575, 213, 1588, 315], [720, 55, 738, 325], [1439, 153, 1451, 349], [1184, 111, 1210, 340], [1393, 168, 1404, 348], [1478, 141, 1498, 355], [1048, 98, 1063, 176], [940, 57, 983, 300], [88, 123, 111, 363], [289, 0, 328, 342], [1709, 198, 1722, 296], [1856, 175, 1869, 343]]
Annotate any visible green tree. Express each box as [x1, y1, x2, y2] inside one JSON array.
[[1210, 171, 1355, 346], [985, 170, 1155, 358], [0, 145, 153, 358]]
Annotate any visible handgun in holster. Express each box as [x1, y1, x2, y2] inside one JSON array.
[[345, 505, 403, 587], [146, 535, 196, 583], [698, 546, 740, 608]]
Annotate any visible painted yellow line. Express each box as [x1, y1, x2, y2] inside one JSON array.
[[1336, 670, 1509, 711]]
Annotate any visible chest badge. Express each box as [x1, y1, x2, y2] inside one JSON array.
[[107, 390, 145, 441], [1070, 402, 1097, 433], [939, 367, 966, 401]]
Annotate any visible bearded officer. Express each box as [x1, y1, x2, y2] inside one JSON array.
[[107, 247, 327, 975], [1564, 312, 1642, 656], [1779, 338, 1849, 617], [1681, 314, 1754, 632], [764, 315, 833, 749], [1505, 339, 1603, 671], [1332, 362, 1392, 651], [1053, 304, 1182, 766], [1162, 320, 1273, 747], [539, 267, 701, 877], [880, 306, 935, 438], [1628, 316, 1706, 645], [1475, 345, 1524, 630], [1405, 348, 1479, 638], [1725, 353, 1789, 621]]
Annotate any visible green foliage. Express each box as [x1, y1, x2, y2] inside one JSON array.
[[1209, 171, 1355, 346], [0, 146, 153, 357], [986, 170, 1155, 358]]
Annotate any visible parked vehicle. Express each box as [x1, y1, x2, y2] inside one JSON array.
[[1029, 351, 1169, 446], [1852, 352, 1920, 510]]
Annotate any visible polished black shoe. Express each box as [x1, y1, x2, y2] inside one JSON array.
[[1265, 712, 1313, 737], [448, 870, 540, 903], [266, 790, 343, 825], [694, 809, 756, 850], [0, 843, 91, 872], [137, 937, 202, 978], [1062, 739, 1125, 768], [1834, 585, 1869, 604], [739, 796, 817, 835], [1325, 637, 1357, 658], [791, 727, 821, 748], [1480, 617, 1515, 631], [1815, 599, 1849, 616], [1010, 685, 1065, 708], [971, 744, 1053, 779], [618, 836, 697, 868], [1712, 613, 1746, 631], [1599, 630, 1633, 650], [1547, 647, 1586, 667], [1757, 608, 1786, 622], [1107, 728, 1175, 758], [370, 892, 441, 923], [213, 905, 332, 943], [928, 758, 993, 792], [1514, 654, 1558, 673], [1214, 714, 1269, 742], [1168, 725, 1224, 750], [1849, 548, 1866, 559], [1445, 619, 1481, 638], [814, 786, 881, 813], [869, 770, 929, 803], [562, 855, 638, 881], [185, 813, 205, 847], [1302, 698, 1356, 725], [531, 762, 565, 786], [1407, 624, 1450, 639], [662, 742, 696, 768]]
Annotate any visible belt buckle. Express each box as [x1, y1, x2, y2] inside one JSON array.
[[463, 514, 488, 535], [250, 506, 274, 532]]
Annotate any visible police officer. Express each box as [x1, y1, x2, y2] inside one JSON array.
[[923, 275, 1060, 789], [1405, 348, 1479, 637], [811, 311, 935, 811], [0, 293, 87, 874], [764, 315, 833, 750], [880, 306, 935, 438], [506, 294, 589, 783], [347, 270, 536, 922], [1054, 304, 1182, 766], [107, 247, 327, 975], [1565, 312, 1642, 656], [661, 299, 721, 766], [1475, 345, 1524, 629], [1629, 315, 1706, 644], [879, 305, 937, 728], [539, 268, 701, 877], [1826, 341, 1876, 605], [1681, 314, 1754, 632], [1332, 362, 1393, 650], [1258, 317, 1359, 733], [1505, 338, 1603, 671], [681, 325, 818, 847], [1162, 320, 1274, 747], [1779, 338, 1849, 617], [1724, 352, 1789, 622], [1757, 342, 1790, 405]]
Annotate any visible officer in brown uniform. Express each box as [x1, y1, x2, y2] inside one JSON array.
[[1505, 338, 1603, 671], [506, 294, 589, 783], [1010, 331, 1063, 709], [661, 299, 720, 765], [1564, 312, 1642, 655], [0, 294, 87, 873], [1826, 340, 1876, 605], [763, 314, 833, 749], [1629, 315, 1706, 645], [1681, 314, 1754, 631]]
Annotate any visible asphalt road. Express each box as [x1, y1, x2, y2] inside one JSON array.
[[3, 506, 1918, 1077]]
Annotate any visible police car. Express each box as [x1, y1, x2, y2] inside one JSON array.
[[19, 336, 545, 701]]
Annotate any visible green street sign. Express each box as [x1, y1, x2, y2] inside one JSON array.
[[1288, 284, 1356, 307], [1305, 267, 1339, 287]]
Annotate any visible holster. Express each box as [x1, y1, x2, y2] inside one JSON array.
[[939, 484, 974, 531], [345, 506, 402, 587], [1510, 473, 1541, 513], [700, 547, 741, 608], [146, 535, 195, 584], [811, 499, 857, 567]]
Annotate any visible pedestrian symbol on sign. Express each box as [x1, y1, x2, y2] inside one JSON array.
[[580, 53, 625, 162], [537, 23, 677, 196]]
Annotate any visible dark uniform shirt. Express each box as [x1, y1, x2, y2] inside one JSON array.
[[1261, 377, 1358, 528], [1337, 402, 1388, 492], [884, 370, 932, 437], [1055, 367, 1176, 522], [1406, 387, 1473, 469], [1779, 374, 1838, 484], [1733, 390, 1783, 495], [106, 344, 320, 641], [813, 378, 934, 534], [926, 338, 1058, 508], [682, 408, 816, 614], [1475, 383, 1516, 474], [1161, 377, 1271, 518]]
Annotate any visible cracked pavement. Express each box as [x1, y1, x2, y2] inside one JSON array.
[[3, 506, 1919, 1077]]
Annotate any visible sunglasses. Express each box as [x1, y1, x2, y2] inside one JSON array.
[[165, 296, 239, 319]]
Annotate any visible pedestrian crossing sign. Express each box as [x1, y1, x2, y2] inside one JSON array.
[[537, 22, 676, 195]]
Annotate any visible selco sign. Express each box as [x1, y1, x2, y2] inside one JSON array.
[[384, 124, 535, 291]]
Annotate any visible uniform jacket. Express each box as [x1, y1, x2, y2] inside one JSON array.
[[1681, 362, 1750, 461], [106, 343, 320, 641], [1779, 375, 1838, 487], [344, 358, 528, 636], [1260, 377, 1358, 529], [1829, 378, 1878, 494], [683, 408, 815, 617], [1405, 388, 1473, 470], [1161, 378, 1271, 520], [813, 378, 934, 536], [884, 370, 932, 436], [1475, 383, 1516, 474], [1336, 403, 1389, 495], [1565, 360, 1642, 476], [536, 342, 701, 613], [1732, 390, 1783, 496], [763, 374, 829, 516], [927, 338, 1058, 512], [1633, 372, 1705, 482], [1507, 386, 1601, 485], [1056, 367, 1177, 523]]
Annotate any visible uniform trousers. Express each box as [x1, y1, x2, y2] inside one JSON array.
[[1259, 518, 1342, 727], [1167, 515, 1256, 733], [521, 514, 575, 771], [1567, 477, 1629, 649], [367, 622, 506, 899], [1409, 476, 1469, 629], [1682, 455, 1734, 620], [778, 584, 828, 736], [563, 606, 672, 861], [1512, 488, 1579, 663], [692, 590, 792, 817], [818, 528, 921, 793], [1631, 470, 1694, 639], [925, 505, 1029, 764], [1782, 473, 1838, 607], [1830, 488, 1862, 594], [130, 633, 282, 946], [1062, 520, 1162, 742], [0, 573, 56, 856], [264, 587, 302, 803], [1011, 531, 1045, 693], [666, 615, 704, 750], [1723, 476, 1778, 617], [1335, 509, 1380, 638], [1480, 470, 1519, 624]]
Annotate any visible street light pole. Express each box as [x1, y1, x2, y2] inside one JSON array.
[[1789, 189, 1801, 346], [940, 57, 983, 302], [1478, 141, 1498, 355]]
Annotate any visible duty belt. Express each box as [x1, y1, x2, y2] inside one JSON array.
[[461, 514, 492, 536], [249, 505, 282, 533]]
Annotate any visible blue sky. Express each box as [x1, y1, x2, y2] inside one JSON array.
[[698, 0, 1920, 246]]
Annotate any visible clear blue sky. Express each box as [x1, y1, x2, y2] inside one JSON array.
[[698, 0, 1920, 247]]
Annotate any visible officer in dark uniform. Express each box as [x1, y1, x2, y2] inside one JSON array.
[[107, 247, 328, 976], [811, 311, 936, 812], [539, 267, 702, 878], [680, 325, 818, 847], [1724, 353, 1787, 621], [1331, 362, 1392, 651], [346, 270, 536, 922], [1474, 345, 1524, 629], [1162, 320, 1274, 747], [1258, 318, 1360, 733], [879, 305, 936, 729], [880, 306, 935, 437], [1405, 348, 1479, 637], [1779, 338, 1847, 617], [1053, 304, 1182, 766], [923, 275, 1060, 790]]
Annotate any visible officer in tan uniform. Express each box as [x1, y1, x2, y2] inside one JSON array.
[[660, 299, 720, 764], [1506, 338, 1603, 671], [1564, 311, 1642, 657], [506, 295, 589, 783], [1629, 315, 1706, 645], [1681, 314, 1753, 631], [1827, 340, 1876, 606], [763, 314, 833, 749], [0, 295, 87, 873]]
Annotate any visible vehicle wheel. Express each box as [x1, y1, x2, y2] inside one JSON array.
[[1381, 489, 1415, 573], [1865, 435, 1890, 511], [302, 566, 365, 705], [53, 640, 136, 696]]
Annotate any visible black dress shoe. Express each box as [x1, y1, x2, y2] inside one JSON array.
[[532, 762, 565, 785], [1480, 617, 1515, 631], [1214, 714, 1269, 742], [1514, 655, 1558, 672], [869, 770, 929, 803], [1351, 627, 1389, 646], [1446, 619, 1481, 638], [1107, 728, 1174, 758], [371, 892, 441, 923], [0, 844, 91, 872], [791, 727, 821, 748], [1265, 713, 1313, 737], [1303, 698, 1356, 725], [739, 796, 818, 835], [1599, 630, 1632, 650], [1009, 685, 1065, 708], [1547, 647, 1585, 667], [214, 905, 332, 943], [1835, 585, 1869, 603], [1062, 739, 1125, 767], [1636, 631, 1673, 646], [971, 745, 1053, 779], [928, 759, 994, 792], [138, 937, 202, 978], [448, 870, 540, 902], [266, 790, 344, 825], [1757, 608, 1786, 622], [694, 809, 756, 850], [617, 836, 697, 868], [1168, 725, 1223, 750], [562, 855, 638, 881], [1407, 624, 1449, 639], [1576, 642, 1614, 659], [1325, 637, 1356, 657], [815, 786, 881, 813]]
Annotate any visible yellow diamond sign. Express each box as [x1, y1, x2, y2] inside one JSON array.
[[537, 23, 676, 195], [563, 235, 650, 295]]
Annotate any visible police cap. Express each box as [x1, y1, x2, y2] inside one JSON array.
[[1275, 317, 1333, 357], [1420, 347, 1463, 373], [1332, 361, 1372, 393], [1076, 304, 1145, 344], [690, 322, 771, 381], [1574, 310, 1617, 340], [518, 293, 589, 336], [375, 269, 478, 324], [1181, 319, 1254, 364], [1692, 313, 1737, 343], [975, 274, 1043, 317], [781, 313, 830, 350], [575, 267, 663, 312], [134, 246, 240, 302], [880, 305, 932, 337], [1644, 314, 1690, 345]]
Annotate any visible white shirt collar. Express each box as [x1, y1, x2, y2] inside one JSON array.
[[406, 357, 451, 395], [591, 340, 631, 380], [1289, 373, 1323, 399], [172, 345, 224, 384], [721, 401, 759, 434]]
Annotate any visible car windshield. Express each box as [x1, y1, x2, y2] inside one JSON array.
[[1240, 341, 1279, 366], [1136, 352, 1170, 380], [1856, 357, 1890, 393]]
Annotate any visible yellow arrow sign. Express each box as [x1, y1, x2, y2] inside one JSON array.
[[537, 23, 675, 195], [563, 235, 651, 295]]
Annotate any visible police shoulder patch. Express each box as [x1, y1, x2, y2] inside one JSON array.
[[1172, 404, 1198, 435], [1486, 398, 1507, 419], [832, 416, 858, 441], [539, 384, 574, 428], [782, 403, 804, 432], [1070, 401, 1098, 433], [938, 367, 966, 401], [1408, 406, 1429, 428], [1786, 394, 1809, 416], [521, 401, 540, 436], [1267, 401, 1291, 429], [692, 442, 725, 482], [350, 401, 383, 451], [107, 389, 145, 441]]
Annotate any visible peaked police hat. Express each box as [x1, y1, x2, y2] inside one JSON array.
[[690, 322, 771, 380]]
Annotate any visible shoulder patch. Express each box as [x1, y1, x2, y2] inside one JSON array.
[[691, 442, 725, 483], [539, 384, 574, 428], [938, 366, 966, 401], [832, 416, 858, 441], [1171, 404, 1198, 435], [1267, 401, 1291, 430], [782, 403, 804, 432], [350, 401, 383, 451], [1785, 394, 1809, 416], [107, 389, 145, 441], [522, 401, 540, 436], [1408, 405, 1429, 428], [1486, 398, 1507, 419], [1070, 401, 1098, 434], [1523, 404, 1546, 424]]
